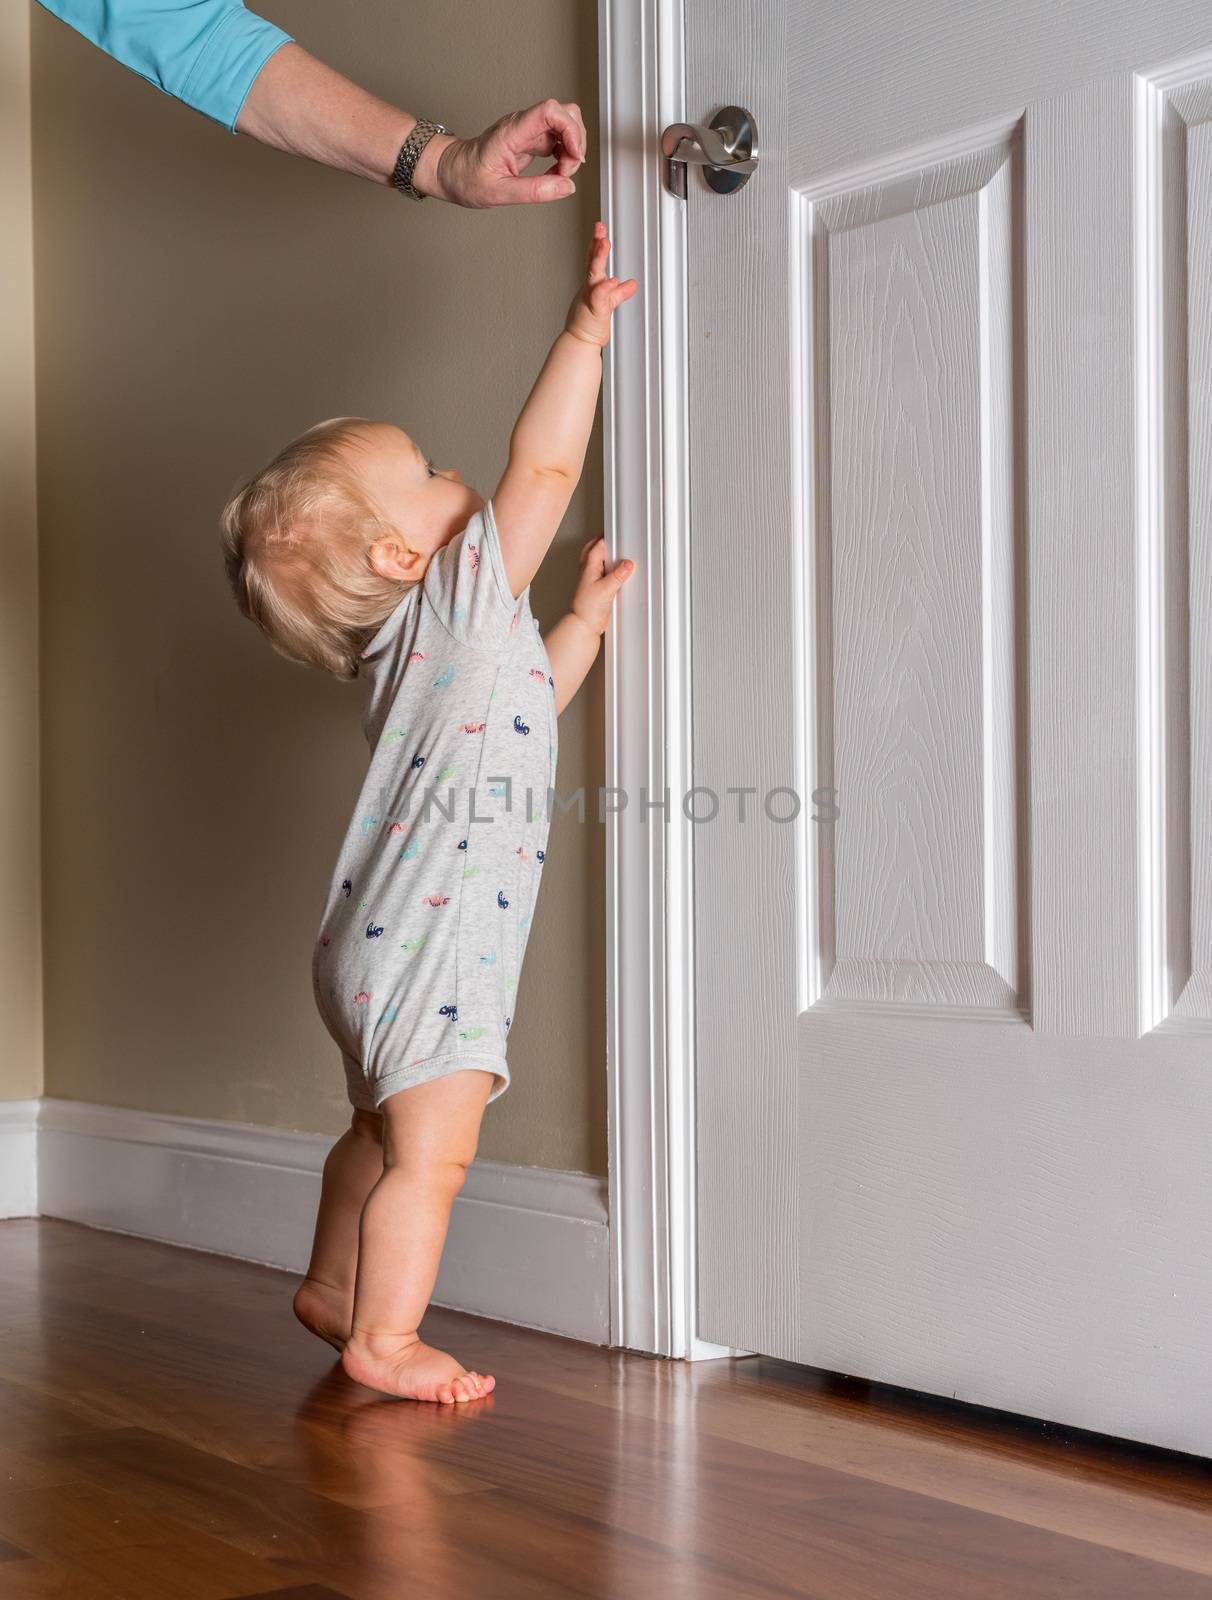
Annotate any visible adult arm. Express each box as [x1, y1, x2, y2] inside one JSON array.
[[35, 0, 291, 132], [36, 1, 587, 203], [238, 46, 586, 203]]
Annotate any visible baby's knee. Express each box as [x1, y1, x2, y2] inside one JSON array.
[[350, 1108, 384, 1144], [395, 1148, 472, 1193], [436, 1155, 472, 1197]]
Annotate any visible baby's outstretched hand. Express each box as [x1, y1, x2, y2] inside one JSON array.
[[571, 536, 634, 634], [565, 222, 638, 348]]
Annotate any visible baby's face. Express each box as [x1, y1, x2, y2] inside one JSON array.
[[344, 423, 484, 573]]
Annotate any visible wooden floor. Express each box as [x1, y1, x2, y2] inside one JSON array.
[[1, 1222, 1211, 1598]]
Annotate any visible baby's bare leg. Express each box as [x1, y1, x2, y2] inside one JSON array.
[[293, 1108, 384, 1350], [341, 1069, 496, 1402]]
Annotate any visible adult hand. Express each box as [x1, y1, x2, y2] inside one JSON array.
[[416, 99, 588, 207]]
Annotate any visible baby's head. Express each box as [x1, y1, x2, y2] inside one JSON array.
[[220, 418, 483, 678]]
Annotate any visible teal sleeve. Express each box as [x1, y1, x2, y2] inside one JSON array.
[[34, 1, 294, 132]]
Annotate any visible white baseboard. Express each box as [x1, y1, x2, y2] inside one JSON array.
[[35, 1098, 610, 1345], [0, 1100, 39, 1218]]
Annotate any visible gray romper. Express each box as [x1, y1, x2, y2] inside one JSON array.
[[312, 501, 557, 1110]]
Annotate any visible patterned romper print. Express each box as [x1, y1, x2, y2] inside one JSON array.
[[312, 501, 557, 1110]]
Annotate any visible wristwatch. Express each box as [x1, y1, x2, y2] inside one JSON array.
[[391, 118, 448, 200]]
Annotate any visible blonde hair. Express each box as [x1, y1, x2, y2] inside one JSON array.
[[220, 417, 412, 679]]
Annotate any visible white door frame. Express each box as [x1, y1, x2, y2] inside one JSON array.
[[598, 0, 748, 1360]]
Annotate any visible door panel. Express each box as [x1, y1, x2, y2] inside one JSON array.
[[1174, 76, 1212, 1021], [690, 1, 1212, 1451], [810, 141, 1022, 1015]]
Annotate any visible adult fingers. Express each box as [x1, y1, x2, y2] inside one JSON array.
[[489, 170, 576, 205], [500, 99, 586, 171], [552, 101, 587, 175]]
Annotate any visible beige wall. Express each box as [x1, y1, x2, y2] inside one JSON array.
[[0, 3, 42, 1103], [30, 0, 607, 1174]]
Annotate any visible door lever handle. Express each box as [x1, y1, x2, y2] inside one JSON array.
[[661, 106, 758, 199]]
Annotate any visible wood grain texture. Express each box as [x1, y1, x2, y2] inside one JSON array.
[[812, 143, 1022, 1012], [787, 0, 1212, 188], [689, 0, 1212, 1449], [2, 1221, 1212, 1597]]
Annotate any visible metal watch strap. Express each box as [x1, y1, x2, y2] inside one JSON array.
[[391, 118, 448, 200]]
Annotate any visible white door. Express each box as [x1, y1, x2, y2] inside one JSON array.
[[689, 0, 1212, 1453]]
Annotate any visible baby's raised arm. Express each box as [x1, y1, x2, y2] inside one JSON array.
[[492, 223, 637, 597]]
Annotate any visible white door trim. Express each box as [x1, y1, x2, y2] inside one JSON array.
[[598, 0, 749, 1360]]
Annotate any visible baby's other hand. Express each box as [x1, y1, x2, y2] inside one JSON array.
[[565, 223, 638, 348], [571, 536, 634, 633]]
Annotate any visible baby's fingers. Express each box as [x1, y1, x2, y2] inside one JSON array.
[[590, 276, 638, 316], [589, 550, 635, 589], [586, 221, 610, 283], [604, 555, 636, 592]]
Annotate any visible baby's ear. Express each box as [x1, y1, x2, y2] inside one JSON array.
[[368, 536, 424, 583]]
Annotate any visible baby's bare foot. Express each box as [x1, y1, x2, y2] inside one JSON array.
[[293, 1277, 353, 1352], [341, 1332, 495, 1403]]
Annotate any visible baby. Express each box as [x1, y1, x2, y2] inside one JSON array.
[[220, 223, 636, 1402]]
